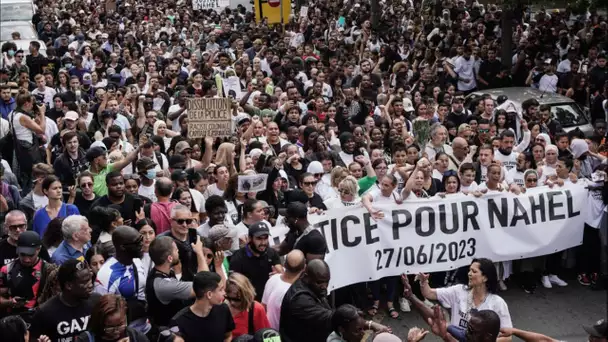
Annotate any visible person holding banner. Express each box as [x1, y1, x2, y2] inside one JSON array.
[[275, 202, 327, 261], [418, 258, 513, 339]]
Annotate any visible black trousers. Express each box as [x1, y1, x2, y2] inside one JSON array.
[[577, 224, 601, 275]]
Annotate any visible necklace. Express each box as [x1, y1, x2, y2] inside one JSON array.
[[466, 288, 488, 314]]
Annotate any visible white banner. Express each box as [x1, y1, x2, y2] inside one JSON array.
[[269, 184, 588, 291], [192, 0, 229, 10]]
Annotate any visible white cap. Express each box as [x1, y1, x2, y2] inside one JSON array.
[[64, 111, 79, 121], [307, 161, 324, 174]]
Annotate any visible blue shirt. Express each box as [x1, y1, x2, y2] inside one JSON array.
[[52, 240, 91, 265], [32, 203, 80, 237], [0, 98, 16, 120]]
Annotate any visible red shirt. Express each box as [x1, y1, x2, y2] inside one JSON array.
[[232, 301, 271, 337]]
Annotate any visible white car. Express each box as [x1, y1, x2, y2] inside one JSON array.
[[0, 0, 34, 22], [0, 20, 37, 41]]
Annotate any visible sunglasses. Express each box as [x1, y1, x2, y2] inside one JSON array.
[[8, 224, 27, 231], [478, 128, 489, 133], [80, 182, 93, 188], [302, 181, 317, 186], [173, 218, 194, 225], [338, 188, 351, 194], [526, 178, 538, 182], [124, 174, 140, 180]]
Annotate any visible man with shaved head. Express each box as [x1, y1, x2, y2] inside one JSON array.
[[448, 137, 470, 171], [262, 250, 306, 330], [95, 226, 150, 333], [280, 259, 332, 342]]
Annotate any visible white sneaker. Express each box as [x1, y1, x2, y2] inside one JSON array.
[[548, 274, 568, 287], [541, 276, 552, 288], [399, 297, 411, 312], [498, 280, 508, 291]]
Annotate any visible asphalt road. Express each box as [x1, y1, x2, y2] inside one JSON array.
[[371, 278, 607, 341]]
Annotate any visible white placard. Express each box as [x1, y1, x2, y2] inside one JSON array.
[[223, 76, 243, 100], [238, 174, 268, 193]]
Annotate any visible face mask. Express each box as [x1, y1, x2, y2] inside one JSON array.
[[144, 169, 156, 179], [8, 50, 15, 57], [65, 63, 73, 68]]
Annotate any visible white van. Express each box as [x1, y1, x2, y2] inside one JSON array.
[[0, 0, 35, 22]]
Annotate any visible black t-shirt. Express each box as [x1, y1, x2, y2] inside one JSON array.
[[91, 193, 137, 225], [73, 193, 98, 219], [30, 293, 101, 342], [0, 239, 51, 268], [308, 193, 327, 211], [170, 304, 235, 342], [229, 246, 281, 301], [294, 230, 327, 257], [26, 54, 47, 79]]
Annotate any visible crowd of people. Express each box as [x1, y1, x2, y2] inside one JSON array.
[[1, 0, 608, 340]]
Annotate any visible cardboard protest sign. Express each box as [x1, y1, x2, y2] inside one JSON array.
[[238, 174, 268, 193], [187, 98, 232, 139]]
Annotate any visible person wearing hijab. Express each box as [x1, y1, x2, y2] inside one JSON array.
[[571, 139, 606, 178]]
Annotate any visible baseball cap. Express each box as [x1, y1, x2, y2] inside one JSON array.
[[86, 146, 107, 162], [249, 221, 271, 237], [17, 231, 42, 256], [136, 157, 157, 171], [64, 111, 79, 121], [82, 73, 92, 85], [278, 202, 308, 218], [169, 154, 187, 169], [209, 224, 234, 241], [171, 170, 188, 182], [584, 319, 608, 338], [175, 141, 192, 154]]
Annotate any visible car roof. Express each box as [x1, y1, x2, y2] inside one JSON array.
[[0, 21, 37, 40], [0, 0, 33, 4], [467, 87, 575, 105]]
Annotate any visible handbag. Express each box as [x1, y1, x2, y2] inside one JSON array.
[[10, 110, 44, 171]]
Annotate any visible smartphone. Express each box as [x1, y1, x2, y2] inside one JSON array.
[[188, 228, 198, 244], [133, 197, 143, 213]]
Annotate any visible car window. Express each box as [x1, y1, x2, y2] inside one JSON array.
[[550, 103, 588, 128], [0, 4, 33, 21]]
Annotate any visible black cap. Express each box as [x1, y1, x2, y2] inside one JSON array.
[[169, 154, 187, 169], [136, 157, 157, 171], [249, 221, 271, 237], [86, 146, 107, 162], [278, 202, 308, 219], [584, 319, 608, 338], [171, 169, 188, 182], [17, 231, 42, 256]]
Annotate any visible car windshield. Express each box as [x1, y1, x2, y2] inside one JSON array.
[[550, 103, 588, 128], [0, 4, 33, 21], [0, 23, 36, 40]]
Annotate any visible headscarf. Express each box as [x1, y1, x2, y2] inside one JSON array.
[[570, 139, 589, 159], [536, 133, 551, 146]]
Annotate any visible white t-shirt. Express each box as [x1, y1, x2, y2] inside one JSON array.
[[436, 284, 513, 329], [538, 74, 558, 93], [453, 56, 477, 91], [460, 182, 479, 194], [190, 188, 206, 214], [138, 180, 156, 202], [493, 151, 518, 171], [324, 196, 362, 209], [367, 186, 401, 204], [505, 168, 525, 187], [586, 185, 606, 229], [261, 274, 292, 330], [32, 193, 48, 210], [204, 183, 225, 198]]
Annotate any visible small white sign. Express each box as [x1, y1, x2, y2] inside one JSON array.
[[238, 174, 268, 193]]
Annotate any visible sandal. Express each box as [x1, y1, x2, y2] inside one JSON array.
[[388, 307, 399, 319], [367, 304, 379, 316]]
